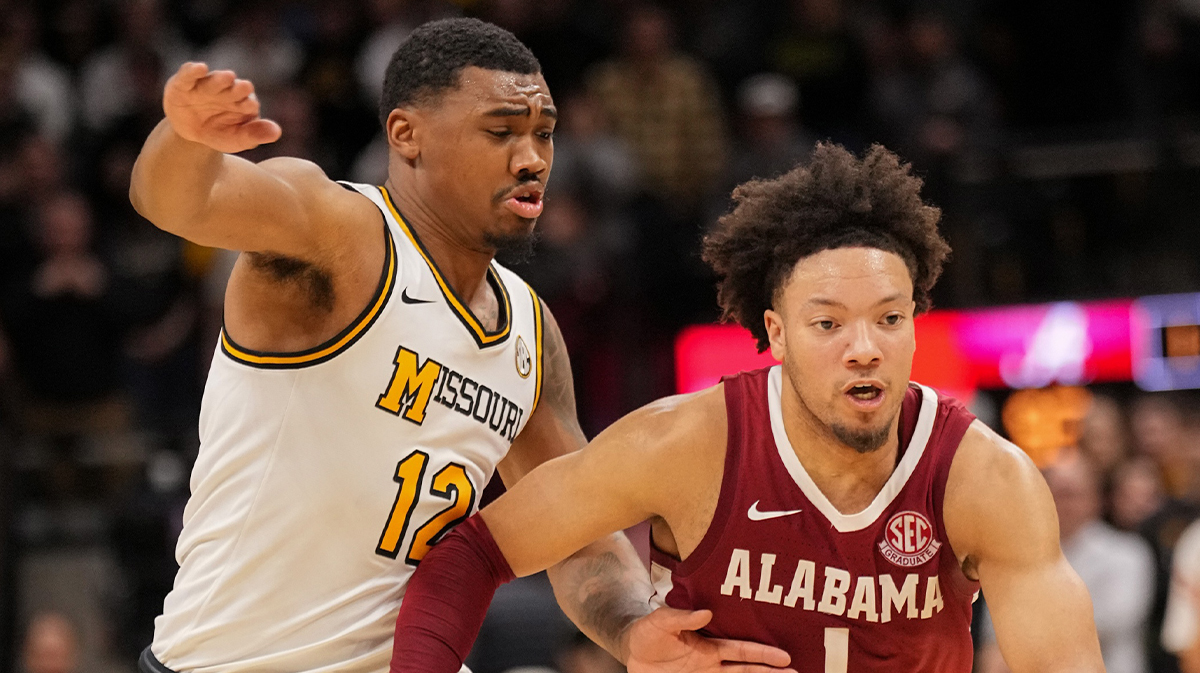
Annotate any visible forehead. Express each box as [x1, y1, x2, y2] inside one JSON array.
[[438, 66, 553, 112], [783, 247, 913, 305]]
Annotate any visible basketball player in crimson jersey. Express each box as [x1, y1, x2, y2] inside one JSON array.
[[391, 143, 1106, 673]]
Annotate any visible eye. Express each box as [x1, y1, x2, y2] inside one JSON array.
[[816, 320, 836, 331], [488, 129, 512, 138], [536, 130, 555, 140], [883, 313, 903, 326]]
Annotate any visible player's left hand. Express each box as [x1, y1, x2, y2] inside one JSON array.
[[625, 607, 796, 673]]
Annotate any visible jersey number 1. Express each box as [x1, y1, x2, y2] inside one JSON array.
[[825, 627, 848, 673], [375, 450, 477, 565]]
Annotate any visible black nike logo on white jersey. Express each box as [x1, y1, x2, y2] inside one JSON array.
[[401, 288, 435, 305]]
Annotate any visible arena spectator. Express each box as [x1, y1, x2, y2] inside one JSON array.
[[200, 1, 303, 94], [586, 3, 727, 212], [79, 0, 191, 133], [1046, 454, 1156, 673], [1163, 517, 1200, 672], [767, 0, 869, 142], [1082, 395, 1134, 477], [722, 72, 816, 193], [5, 6, 74, 144], [1111, 456, 1169, 532], [20, 612, 79, 673]]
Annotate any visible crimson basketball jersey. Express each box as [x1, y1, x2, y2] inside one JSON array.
[[650, 366, 979, 672]]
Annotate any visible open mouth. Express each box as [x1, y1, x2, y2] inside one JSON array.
[[503, 189, 544, 218], [847, 384, 882, 401]]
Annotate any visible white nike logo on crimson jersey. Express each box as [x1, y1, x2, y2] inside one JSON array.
[[747, 500, 804, 521]]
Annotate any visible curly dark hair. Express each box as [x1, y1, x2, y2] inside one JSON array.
[[702, 142, 950, 352], [378, 18, 542, 126]]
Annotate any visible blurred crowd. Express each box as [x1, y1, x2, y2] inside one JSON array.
[[1, 0, 1200, 671]]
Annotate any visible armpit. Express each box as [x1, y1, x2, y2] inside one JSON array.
[[246, 252, 336, 312]]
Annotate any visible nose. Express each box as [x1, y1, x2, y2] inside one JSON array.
[[510, 136, 549, 178], [843, 321, 883, 368]]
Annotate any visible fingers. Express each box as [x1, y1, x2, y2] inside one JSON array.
[[649, 607, 714, 633], [195, 69, 239, 97], [170, 61, 209, 90], [711, 639, 792, 668], [717, 665, 797, 673], [236, 119, 283, 147]]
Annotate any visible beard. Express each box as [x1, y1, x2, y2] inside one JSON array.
[[785, 358, 897, 454], [829, 421, 893, 454], [486, 227, 540, 265]]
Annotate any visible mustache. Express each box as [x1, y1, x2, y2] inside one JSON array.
[[491, 176, 544, 204]]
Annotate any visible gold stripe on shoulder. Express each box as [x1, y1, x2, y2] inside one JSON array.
[[529, 286, 545, 415], [378, 186, 512, 348], [221, 225, 398, 369]]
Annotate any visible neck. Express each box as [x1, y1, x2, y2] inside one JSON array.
[[384, 174, 495, 300], [778, 375, 901, 513]]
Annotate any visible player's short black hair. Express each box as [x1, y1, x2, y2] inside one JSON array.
[[701, 142, 950, 352], [378, 18, 542, 126]]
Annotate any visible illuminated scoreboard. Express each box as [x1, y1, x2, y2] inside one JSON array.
[[1133, 293, 1200, 391]]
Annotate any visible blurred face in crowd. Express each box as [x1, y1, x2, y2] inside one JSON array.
[[1109, 457, 1165, 531], [389, 66, 555, 254], [1079, 394, 1130, 473], [766, 247, 916, 454], [1131, 396, 1184, 459], [1044, 456, 1101, 540], [623, 7, 673, 63], [38, 193, 93, 256], [22, 613, 78, 673]]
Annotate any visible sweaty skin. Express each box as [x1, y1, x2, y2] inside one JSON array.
[[478, 247, 1106, 673], [130, 61, 791, 670]]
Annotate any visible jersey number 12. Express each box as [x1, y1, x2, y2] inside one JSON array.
[[375, 450, 477, 565]]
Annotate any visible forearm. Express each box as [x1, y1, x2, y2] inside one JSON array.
[[546, 532, 654, 663], [130, 119, 226, 238]]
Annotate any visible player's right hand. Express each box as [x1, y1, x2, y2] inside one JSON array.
[[625, 607, 796, 673], [163, 62, 282, 154]]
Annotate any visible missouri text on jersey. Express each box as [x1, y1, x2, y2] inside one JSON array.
[[376, 346, 526, 441]]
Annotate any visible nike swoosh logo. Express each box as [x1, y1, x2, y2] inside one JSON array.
[[747, 500, 803, 521], [401, 288, 436, 305]]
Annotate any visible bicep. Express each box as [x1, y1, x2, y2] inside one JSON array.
[[947, 424, 1104, 673], [192, 156, 343, 255]]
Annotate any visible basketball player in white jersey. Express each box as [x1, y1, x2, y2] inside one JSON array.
[[128, 17, 790, 673]]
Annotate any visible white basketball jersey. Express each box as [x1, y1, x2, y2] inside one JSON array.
[[151, 182, 545, 672]]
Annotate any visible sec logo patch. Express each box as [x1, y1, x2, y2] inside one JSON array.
[[515, 336, 532, 378], [879, 510, 941, 568]]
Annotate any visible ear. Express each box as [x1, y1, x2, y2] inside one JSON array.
[[386, 108, 420, 160], [764, 309, 786, 362]]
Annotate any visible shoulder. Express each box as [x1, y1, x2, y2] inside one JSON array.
[[944, 420, 1059, 565], [257, 159, 379, 233]]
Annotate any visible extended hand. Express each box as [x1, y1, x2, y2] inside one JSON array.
[[626, 608, 795, 673], [163, 62, 282, 154]]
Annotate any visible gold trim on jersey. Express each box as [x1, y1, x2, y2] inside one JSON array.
[[378, 186, 512, 349], [220, 223, 398, 369], [529, 287, 545, 415]]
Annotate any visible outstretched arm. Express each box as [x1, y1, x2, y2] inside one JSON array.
[[945, 422, 1104, 673], [130, 62, 370, 257]]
